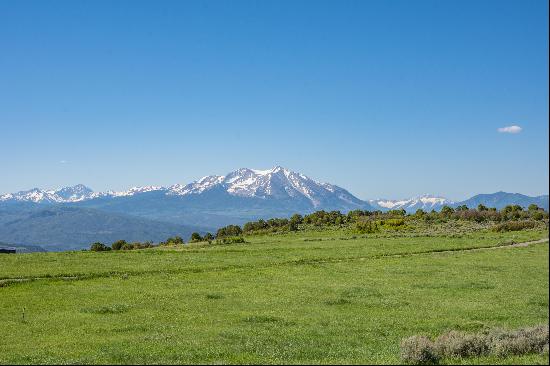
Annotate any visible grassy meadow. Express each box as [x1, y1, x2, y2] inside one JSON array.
[[0, 227, 548, 364]]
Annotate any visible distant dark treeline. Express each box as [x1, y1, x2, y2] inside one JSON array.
[[89, 204, 548, 251]]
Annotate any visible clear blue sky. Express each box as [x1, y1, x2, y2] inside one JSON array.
[[1, 0, 548, 200]]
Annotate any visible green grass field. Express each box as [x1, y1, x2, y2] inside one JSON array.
[[0, 228, 548, 364]]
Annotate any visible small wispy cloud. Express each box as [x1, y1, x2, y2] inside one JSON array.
[[498, 125, 522, 134], [59, 160, 68, 164]]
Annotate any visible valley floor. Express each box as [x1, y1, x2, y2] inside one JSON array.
[[0, 229, 548, 364]]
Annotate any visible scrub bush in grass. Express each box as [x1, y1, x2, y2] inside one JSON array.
[[401, 325, 549, 363], [400, 335, 439, 365], [434, 331, 488, 358], [491, 220, 538, 232], [487, 324, 549, 357]]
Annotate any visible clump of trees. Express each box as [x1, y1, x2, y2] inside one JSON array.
[[216, 225, 242, 238], [304, 210, 348, 226], [111, 240, 127, 250], [90, 239, 160, 251], [189, 232, 214, 243], [243, 218, 290, 233], [109, 240, 155, 251], [355, 220, 379, 234], [159, 236, 184, 246], [190, 232, 202, 242], [88, 228, 245, 252], [123, 241, 154, 250], [90, 242, 111, 252]]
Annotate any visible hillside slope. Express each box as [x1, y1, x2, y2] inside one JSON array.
[[0, 205, 208, 251]]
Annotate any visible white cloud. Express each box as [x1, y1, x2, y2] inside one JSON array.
[[498, 125, 522, 134], [59, 160, 68, 164]]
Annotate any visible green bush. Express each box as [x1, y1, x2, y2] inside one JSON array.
[[384, 218, 405, 228], [111, 240, 127, 251], [440, 206, 455, 218], [159, 236, 185, 246], [130, 241, 154, 250], [216, 236, 246, 245], [190, 232, 203, 242], [388, 209, 406, 217], [90, 242, 111, 252], [121, 243, 134, 250], [355, 220, 378, 234], [216, 225, 243, 238]]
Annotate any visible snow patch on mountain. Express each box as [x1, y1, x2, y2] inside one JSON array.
[[369, 194, 454, 212], [107, 186, 165, 197], [164, 166, 358, 208]]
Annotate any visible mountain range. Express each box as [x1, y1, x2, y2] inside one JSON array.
[[0, 166, 547, 251], [0, 167, 365, 209]]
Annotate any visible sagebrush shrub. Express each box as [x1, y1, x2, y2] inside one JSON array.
[[401, 324, 549, 363], [491, 220, 537, 232], [487, 324, 549, 356], [435, 330, 488, 358], [400, 335, 440, 365]]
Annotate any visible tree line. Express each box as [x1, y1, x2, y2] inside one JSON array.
[[90, 204, 548, 251]]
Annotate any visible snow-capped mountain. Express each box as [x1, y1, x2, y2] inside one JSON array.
[[166, 166, 365, 208], [0, 166, 367, 210], [0, 166, 372, 231], [2, 169, 547, 229], [0, 184, 96, 203], [369, 194, 454, 213]]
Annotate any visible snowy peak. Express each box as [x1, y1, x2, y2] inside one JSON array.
[[168, 176, 224, 196], [106, 186, 165, 197], [54, 184, 94, 201], [0, 184, 95, 203], [370, 194, 454, 212], [166, 166, 362, 208]]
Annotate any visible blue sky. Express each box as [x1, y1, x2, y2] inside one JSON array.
[[0, 0, 548, 200]]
